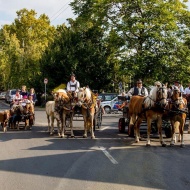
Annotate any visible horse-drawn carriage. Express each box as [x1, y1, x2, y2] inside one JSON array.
[[117, 95, 172, 138], [117, 84, 188, 147], [46, 88, 103, 138], [9, 101, 35, 130]]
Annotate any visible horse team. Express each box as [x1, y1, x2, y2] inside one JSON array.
[[46, 87, 97, 139], [128, 83, 189, 147], [0, 102, 35, 132], [1, 84, 190, 147]]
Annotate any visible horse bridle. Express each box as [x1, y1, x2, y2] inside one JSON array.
[[156, 86, 167, 106]]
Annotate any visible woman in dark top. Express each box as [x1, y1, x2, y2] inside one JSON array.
[[20, 85, 28, 99], [28, 88, 37, 105]]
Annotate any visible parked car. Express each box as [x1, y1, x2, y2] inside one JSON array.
[[98, 93, 122, 114], [5, 89, 18, 103], [98, 93, 118, 102], [0, 91, 6, 100]]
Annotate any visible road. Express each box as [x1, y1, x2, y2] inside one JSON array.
[[0, 100, 190, 190]]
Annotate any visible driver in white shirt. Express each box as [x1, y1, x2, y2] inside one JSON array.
[[66, 73, 80, 92]]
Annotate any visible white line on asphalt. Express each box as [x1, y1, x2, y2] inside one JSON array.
[[99, 146, 118, 164], [98, 127, 109, 131]]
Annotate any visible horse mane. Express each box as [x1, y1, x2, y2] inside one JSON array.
[[85, 87, 91, 100], [144, 86, 159, 108]]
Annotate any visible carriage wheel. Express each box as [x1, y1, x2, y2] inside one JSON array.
[[97, 108, 103, 128], [118, 118, 125, 133]]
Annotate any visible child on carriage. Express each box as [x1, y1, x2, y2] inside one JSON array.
[[10, 89, 22, 108]]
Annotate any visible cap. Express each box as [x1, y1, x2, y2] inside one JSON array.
[[137, 79, 142, 83]]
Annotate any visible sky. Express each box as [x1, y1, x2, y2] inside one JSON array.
[[0, 0, 190, 28], [0, 0, 75, 27]]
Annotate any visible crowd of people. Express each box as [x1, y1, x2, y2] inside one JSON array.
[[123, 79, 190, 98], [11, 85, 37, 107]]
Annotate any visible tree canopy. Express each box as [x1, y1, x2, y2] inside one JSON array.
[[1, 1, 190, 93]]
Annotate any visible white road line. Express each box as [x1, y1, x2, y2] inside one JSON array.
[[99, 146, 118, 164], [99, 127, 109, 131]]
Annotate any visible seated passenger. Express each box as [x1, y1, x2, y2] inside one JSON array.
[[27, 95, 34, 104], [20, 85, 28, 98], [28, 88, 37, 105], [11, 90, 22, 107]]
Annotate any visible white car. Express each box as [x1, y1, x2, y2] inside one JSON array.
[[0, 91, 6, 100]]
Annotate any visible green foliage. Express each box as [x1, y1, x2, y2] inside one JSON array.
[[1, 1, 190, 93]]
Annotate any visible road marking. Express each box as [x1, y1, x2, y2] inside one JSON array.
[[99, 127, 109, 131], [99, 146, 118, 164]]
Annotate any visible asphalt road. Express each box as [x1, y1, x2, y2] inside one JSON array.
[[0, 100, 190, 190]]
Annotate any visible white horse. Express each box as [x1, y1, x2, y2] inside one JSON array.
[[45, 101, 61, 136]]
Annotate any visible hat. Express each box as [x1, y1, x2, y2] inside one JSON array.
[[174, 81, 180, 84], [137, 79, 142, 83], [70, 73, 75, 77]]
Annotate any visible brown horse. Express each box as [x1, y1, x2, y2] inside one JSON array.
[[169, 89, 187, 147], [128, 84, 168, 146], [9, 104, 24, 130], [58, 91, 77, 138], [0, 110, 10, 132], [23, 102, 35, 130], [77, 87, 97, 139], [183, 94, 190, 134]]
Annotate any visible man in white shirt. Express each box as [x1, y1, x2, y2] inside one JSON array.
[[172, 81, 184, 93], [184, 82, 190, 95], [67, 73, 80, 92], [127, 79, 149, 98]]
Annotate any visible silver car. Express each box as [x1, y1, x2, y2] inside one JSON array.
[[5, 89, 17, 103]]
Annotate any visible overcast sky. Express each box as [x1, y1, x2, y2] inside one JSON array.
[[0, 0, 190, 28]]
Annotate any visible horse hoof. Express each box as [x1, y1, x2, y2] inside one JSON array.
[[146, 144, 151, 147], [188, 131, 190, 134], [91, 136, 95, 139], [180, 144, 185, 148], [162, 143, 167, 147], [83, 135, 87, 138], [170, 143, 174, 147], [71, 135, 75, 138]]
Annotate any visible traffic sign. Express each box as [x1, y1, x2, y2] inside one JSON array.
[[44, 78, 48, 84], [118, 82, 122, 89]]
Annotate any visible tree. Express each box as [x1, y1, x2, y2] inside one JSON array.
[[71, 0, 190, 86], [0, 9, 55, 90]]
